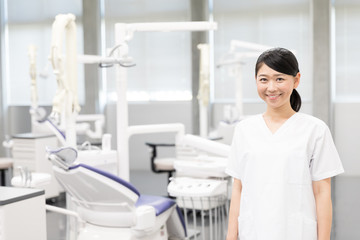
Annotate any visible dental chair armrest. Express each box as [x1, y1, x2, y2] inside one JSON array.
[[133, 205, 156, 233]]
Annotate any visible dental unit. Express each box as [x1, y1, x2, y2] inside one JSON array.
[[28, 146, 185, 240], [9, 12, 222, 240], [113, 21, 218, 181], [109, 20, 233, 239]]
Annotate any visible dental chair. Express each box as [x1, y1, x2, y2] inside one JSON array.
[[47, 147, 187, 240]]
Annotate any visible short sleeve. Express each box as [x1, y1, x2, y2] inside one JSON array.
[[225, 124, 243, 180], [310, 125, 344, 181]]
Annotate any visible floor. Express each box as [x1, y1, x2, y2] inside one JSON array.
[[332, 175, 360, 240], [46, 194, 67, 240], [45, 172, 359, 240]]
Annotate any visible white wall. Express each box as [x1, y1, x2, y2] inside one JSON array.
[[332, 102, 360, 239], [334, 102, 360, 176], [105, 101, 192, 171]]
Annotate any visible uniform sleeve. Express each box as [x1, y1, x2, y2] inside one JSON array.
[[310, 125, 344, 181], [225, 124, 243, 180]]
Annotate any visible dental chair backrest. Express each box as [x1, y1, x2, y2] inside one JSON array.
[[48, 147, 140, 227]]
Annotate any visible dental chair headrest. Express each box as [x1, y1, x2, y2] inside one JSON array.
[[69, 163, 141, 197], [46, 146, 77, 170]]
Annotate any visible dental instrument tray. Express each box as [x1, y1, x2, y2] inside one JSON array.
[[167, 177, 227, 210], [168, 177, 228, 239]]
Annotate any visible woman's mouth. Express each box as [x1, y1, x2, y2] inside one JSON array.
[[266, 94, 282, 100]]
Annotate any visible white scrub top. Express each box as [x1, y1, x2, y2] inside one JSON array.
[[225, 112, 344, 240]]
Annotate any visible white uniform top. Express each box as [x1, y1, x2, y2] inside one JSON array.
[[225, 112, 344, 240]]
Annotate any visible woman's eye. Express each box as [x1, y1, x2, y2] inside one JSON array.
[[259, 78, 267, 82]]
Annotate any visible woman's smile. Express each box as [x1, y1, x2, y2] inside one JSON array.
[[266, 93, 282, 100]]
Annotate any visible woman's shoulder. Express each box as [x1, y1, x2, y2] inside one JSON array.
[[295, 112, 329, 130]]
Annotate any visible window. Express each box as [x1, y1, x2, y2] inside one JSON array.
[[213, 0, 311, 103], [335, 1, 360, 101], [103, 0, 191, 102], [6, 0, 84, 106]]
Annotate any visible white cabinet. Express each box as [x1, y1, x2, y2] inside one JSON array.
[[12, 133, 60, 199], [0, 187, 46, 240]]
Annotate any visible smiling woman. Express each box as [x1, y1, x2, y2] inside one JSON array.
[[255, 47, 301, 113], [225, 47, 344, 240]]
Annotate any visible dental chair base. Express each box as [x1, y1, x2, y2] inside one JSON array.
[[78, 223, 168, 240], [74, 198, 175, 240]]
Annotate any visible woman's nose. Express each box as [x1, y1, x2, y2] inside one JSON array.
[[267, 80, 277, 91]]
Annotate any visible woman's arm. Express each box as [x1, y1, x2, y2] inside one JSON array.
[[312, 178, 332, 240], [226, 178, 242, 240]]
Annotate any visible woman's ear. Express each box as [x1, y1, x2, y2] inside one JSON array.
[[294, 72, 301, 89]]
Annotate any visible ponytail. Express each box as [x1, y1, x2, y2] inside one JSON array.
[[290, 89, 301, 112]]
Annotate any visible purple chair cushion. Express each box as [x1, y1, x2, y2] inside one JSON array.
[[135, 195, 175, 216]]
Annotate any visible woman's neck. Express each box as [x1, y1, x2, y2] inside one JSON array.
[[262, 105, 296, 134], [264, 104, 296, 121]]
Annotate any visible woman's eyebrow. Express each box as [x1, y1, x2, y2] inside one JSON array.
[[257, 73, 285, 77]]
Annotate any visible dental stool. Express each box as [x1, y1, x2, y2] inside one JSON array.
[[145, 142, 176, 184], [48, 147, 187, 240]]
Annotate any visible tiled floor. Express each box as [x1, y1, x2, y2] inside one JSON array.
[[46, 172, 360, 240]]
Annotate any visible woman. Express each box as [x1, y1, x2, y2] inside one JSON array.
[[226, 48, 344, 240]]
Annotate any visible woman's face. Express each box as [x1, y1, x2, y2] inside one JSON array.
[[256, 63, 300, 111]]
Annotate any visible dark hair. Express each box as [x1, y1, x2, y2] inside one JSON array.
[[255, 47, 301, 112]]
